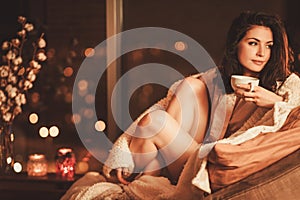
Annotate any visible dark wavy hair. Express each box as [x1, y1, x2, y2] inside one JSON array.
[[218, 11, 294, 93]]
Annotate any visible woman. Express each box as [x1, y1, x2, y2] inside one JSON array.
[[103, 11, 295, 186]]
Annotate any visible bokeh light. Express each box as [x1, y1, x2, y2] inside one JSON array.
[[72, 114, 81, 124], [85, 94, 95, 104], [13, 162, 22, 173], [31, 92, 40, 103], [174, 41, 187, 51], [78, 80, 88, 91], [63, 66, 74, 77], [49, 126, 59, 137], [84, 48, 95, 57], [77, 161, 89, 174], [95, 120, 106, 132], [39, 127, 49, 138], [6, 156, 12, 164], [29, 113, 39, 124], [83, 109, 94, 119]]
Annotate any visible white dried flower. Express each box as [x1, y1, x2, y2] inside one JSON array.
[[17, 29, 26, 37], [24, 80, 33, 90], [15, 94, 26, 106], [24, 23, 34, 32], [36, 51, 47, 61], [11, 38, 21, 47], [0, 90, 6, 102], [8, 74, 17, 84], [17, 67, 25, 76], [18, 16, 26, 24], [29, 60, 39, 68], [2, 41, 10, 50], [38, 38, 46, 48], [6, 50, 16, 60], [0, 17, 47, 124], [13, 106, 22, 116], [0, 79, 7, 87], [1, 104, 10, 113], [13, 56, 23, 65], [0, 66, 9, 77], [6, 86, 18, 98], [27, 70, 36, 82], [3, 112, 12, 122]]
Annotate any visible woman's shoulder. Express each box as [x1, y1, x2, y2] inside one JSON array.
[[189, 66, 219, 79]]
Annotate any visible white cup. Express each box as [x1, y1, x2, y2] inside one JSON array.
[[231, 75, 259, 92]]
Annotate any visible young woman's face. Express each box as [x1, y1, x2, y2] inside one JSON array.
[[237, 25, 273, 76]]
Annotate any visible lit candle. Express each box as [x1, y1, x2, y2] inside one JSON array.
[[55, 148, 76, 179], [27, 154, 48, 176]]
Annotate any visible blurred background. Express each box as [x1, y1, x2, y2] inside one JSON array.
[[0, 0, 299, 174]]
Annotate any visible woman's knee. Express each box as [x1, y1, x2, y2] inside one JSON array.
[[136, 110, 169, 138], [179, 77, 208, 98]]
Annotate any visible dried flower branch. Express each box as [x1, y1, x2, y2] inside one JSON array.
[[0, 16, 47, 124]]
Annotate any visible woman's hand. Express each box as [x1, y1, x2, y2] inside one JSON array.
[[116, 168, 131, 185], [235, 84, 283, 108], [103, 165, 131, 184]]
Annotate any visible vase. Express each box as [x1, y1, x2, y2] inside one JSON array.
[[0, 124, 14, 175]]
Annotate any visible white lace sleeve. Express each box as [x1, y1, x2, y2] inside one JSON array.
[[102, 78, 183, 178]]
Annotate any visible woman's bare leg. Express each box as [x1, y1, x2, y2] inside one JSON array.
[[129, 77, 209, 182], [129, 110, 199, 182], [166, 77, 209, 143]]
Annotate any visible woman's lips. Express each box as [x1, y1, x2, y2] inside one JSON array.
[[252, 60, 264, 66]]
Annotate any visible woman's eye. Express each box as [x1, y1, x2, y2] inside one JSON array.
[[248, 42, 257, 46], [266, 44, 273, 49]]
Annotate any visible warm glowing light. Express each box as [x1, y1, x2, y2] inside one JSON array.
[[46, 48, 56, 59], [83, 109, 94, 119], [174, 41, 187, 51], [65, 92, 72, 103], [56, 148, 76, 178], [10, 133, 14, 142], [13, 162, 22, 173], [78, 80, 88, 91], [49, 126, 59, 137], [72, 114, 81, 124], [63, 67, 73, 77], [95, 120, 106, 132], [7, 156, 12, 164], [84, 48, 95, 57], [85, 94, 95, 104], [27, 154, 48, 176], [78, 89, 88, 97], [29, 113, 39, 124], [31, 92, 40, 103], [77, 161, 89, 173], [39, 127, 49, 138]]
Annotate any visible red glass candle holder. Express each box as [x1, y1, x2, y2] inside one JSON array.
[[55, 148, 76, 179]]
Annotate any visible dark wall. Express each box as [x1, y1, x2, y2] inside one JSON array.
[[121, 0, 293, 120], [123, 0, 286, 65]]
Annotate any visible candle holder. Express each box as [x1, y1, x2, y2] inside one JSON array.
[[55, 148, 76, 179], [27, 154, 48, 176]]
